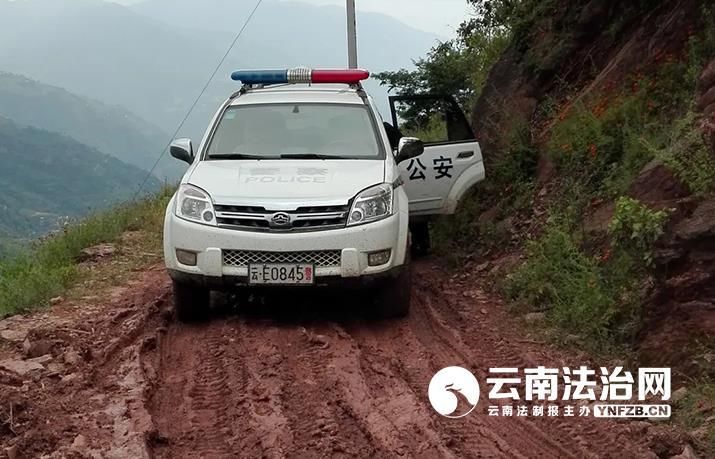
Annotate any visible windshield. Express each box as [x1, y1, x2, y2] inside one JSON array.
[[205, 103, 383, 160]]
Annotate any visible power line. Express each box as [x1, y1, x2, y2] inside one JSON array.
[[133, 0, 264, 199]]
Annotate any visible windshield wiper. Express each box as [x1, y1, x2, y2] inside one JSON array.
[[280, 154, 340, 160], [208, 153, 271, 160]]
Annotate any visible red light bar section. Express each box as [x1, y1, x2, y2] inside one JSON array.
[[311, 69, 370, 84]]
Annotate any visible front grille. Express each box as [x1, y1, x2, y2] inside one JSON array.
[[214, 204, 349, 232], [223, 250, 342, 268]]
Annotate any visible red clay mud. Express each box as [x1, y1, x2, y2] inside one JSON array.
[[1, 262, 686, 458]]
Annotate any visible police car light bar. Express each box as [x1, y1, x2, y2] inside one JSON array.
[[231, 68, 370, 85]]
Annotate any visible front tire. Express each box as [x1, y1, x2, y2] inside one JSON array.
[[410, 222, 431, 257], [173, 280, 210, 322], [375, 263, 412, 319]]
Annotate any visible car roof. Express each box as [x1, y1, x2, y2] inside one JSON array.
[[229, 84, 366, 106]]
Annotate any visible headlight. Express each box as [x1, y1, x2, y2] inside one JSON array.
[[175, 184, 217, 226], [347, 183, 394, 226]]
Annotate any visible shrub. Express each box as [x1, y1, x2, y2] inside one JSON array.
[[645, 112, 715, 195], [547, 94, 659, 204], [609, 197, 670, 265], [505, 219, 642, 345]]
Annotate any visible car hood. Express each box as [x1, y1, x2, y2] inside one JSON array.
[[187, 160, 386, 209]]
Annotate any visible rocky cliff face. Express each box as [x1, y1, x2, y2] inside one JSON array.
[[644, 198, 715, 378], [471, 0, 714, 375], [639, 60, 715, 377], [473, 0, 702, 157]]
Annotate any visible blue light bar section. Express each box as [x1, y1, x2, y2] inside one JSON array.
[[231, 69, 288, 85]]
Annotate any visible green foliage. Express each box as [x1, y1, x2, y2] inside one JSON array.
[[431, 193, 482, 264], [672, 380, 715, 456], [0, 238, 21, 260], [432, 120, 537, 259], [609, 197, 669, 265], [501, 24, 715, 348], [687, 3, 715, 87], [547, 94, 658, 203], [493, 121, 539, 187], [505, 220, 641, 344], [545, 38, 715, 204], [505, 224, 610, 335], [401, 113, 449, 143], [464, 0, 523, 31], [375, 41, 482, 110], [464, 0, 560, 44], [0, 116, 161, 237], [626, 11, 715, 195], [645, 112, 715, 194], [374, 3, 510, 124], [511, 0, 668, 74], [0, 188, 173, 317], [411, 0, 715, 352]]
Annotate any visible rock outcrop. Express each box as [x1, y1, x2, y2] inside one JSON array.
[[640, 197, 715, 378], [632, 60, 715, 376]]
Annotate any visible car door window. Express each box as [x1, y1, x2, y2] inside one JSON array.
[[389, 95, 475, 145], [390, 95, 484, 217]]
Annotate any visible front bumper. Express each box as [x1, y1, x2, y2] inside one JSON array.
[[163, 195, 409, 285]]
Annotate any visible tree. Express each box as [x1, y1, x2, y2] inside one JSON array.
[[464, 0, 522, 31], [374, 1, 513, 127]]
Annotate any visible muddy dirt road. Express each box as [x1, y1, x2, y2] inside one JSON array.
[[1, 262, 682, 458]]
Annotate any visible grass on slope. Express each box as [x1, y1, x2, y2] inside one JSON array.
[[0, 188, 173, 317]]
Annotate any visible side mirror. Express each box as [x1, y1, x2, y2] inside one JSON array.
[[170, 138, 194, 164], [396, 137, 424, 164]]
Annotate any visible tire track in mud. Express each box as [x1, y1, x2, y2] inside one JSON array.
[[229, 321, 294, 456], [4, 262, 668, 458], [414, 277, 654, 458], [151, 324, 238, 458], [358, 298, 564, 459], [256, 322, 383, 458], [320, 322, 451, 458], [339, 322, 480, 459], [406, 284, 580, 458], [145, 262, 660, 458], [151, 317, 386, 458]]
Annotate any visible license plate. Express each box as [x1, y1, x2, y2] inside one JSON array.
[[248, 264, 314, 285]]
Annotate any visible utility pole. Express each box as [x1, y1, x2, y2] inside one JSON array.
[[346, 0, 358, 68]]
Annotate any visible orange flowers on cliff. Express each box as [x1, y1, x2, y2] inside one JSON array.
[[597, 247, 613, 264], [589, 144, 598, 159]]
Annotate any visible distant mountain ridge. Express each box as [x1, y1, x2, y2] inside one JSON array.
[[0, 72, 182, 180], [0, 0, 439, 239], [131, 0, 440, 70], [0, 0, 223, 135], [0, 0, 439, 140], [0, 116, 161, 238]]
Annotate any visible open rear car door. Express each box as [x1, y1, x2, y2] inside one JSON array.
[[389, 95, 485, 219]]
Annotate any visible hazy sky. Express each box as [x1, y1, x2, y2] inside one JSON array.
[[107, 0, 472, 37]]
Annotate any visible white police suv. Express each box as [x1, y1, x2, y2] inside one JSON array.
[[163, 68, 484, 321]]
